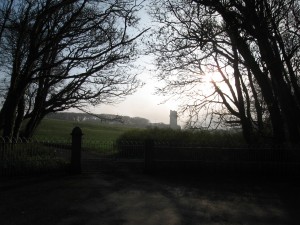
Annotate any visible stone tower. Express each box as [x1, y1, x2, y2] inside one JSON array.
[[169, 110, 178, 129]]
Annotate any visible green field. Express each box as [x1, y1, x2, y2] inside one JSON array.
[[34, 118, 135, 141]]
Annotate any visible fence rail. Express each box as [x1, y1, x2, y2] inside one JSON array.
[[153, 144, 300, 162], [147, 142, 300, 176], [1, 130, 300, 177], [79, 138, 300, 176], [0, 138, 72, 177]]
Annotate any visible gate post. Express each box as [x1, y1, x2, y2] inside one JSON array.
[[144, 139, 154, 174], [71, 127, 83, 174]]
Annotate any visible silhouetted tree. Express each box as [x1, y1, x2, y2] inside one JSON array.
[[148, 0, 300, 146], [0, 0, 13, 45], [0, 0, 147, 138]]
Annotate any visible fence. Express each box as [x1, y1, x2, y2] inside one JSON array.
[[149, 142, 300, 176], [80, 137, 300, 177], [1, 126, 300, 177], [0, 137, 72, 177]]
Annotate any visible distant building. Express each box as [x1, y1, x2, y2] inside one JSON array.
[[148, 122, 169, 129], [170, 110, 181, 129]]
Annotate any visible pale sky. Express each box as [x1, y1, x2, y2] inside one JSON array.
[[77, 1, 220, 126], [93, 55, 180, 125], [93, 1, 181, 125]]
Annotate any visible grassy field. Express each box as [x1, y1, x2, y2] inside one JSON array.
[[34, 118, 134, 141]]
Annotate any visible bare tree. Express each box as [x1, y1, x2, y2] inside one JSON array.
[[148, 0, 300, 146], [0, 0, 148, 138], [0, 0, 14, 45]]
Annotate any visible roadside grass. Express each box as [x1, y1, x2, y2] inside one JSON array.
[[31, 119, 137, 155], [33, 119, 247, 155], [34, 118, 133, 142]]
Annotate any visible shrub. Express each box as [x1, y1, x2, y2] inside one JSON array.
[[116, 128, 246, 147]]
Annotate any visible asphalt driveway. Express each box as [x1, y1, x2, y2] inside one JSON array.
[[1, 169, 300, 225]]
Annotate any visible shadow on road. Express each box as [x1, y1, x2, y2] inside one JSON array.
[[1, 168, 300, 225]]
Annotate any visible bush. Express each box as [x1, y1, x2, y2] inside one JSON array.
[[116, 127, 246, 147]]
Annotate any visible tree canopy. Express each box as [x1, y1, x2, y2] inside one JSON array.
[[0, 0, 147, 138], [2, 0, 300, 146], [148, 0, 300, 146]]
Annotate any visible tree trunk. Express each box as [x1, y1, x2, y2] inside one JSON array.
[[23, 80, 49, 138], [247, 69, 264, 134], [232, 45, 255, 145], [226, 26, 286, 145], [13, 97, 25, 139], [1, 98, 18, 139], [0, 78, 26, 139], [255, 26, 300, 144], [23, 113, 43, 139]]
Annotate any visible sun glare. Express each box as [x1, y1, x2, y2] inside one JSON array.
[[201, 69, 235, 98]]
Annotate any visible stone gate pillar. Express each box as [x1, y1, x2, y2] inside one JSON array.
[[71, 127, 83, 174], [144, 139, 154, 174]]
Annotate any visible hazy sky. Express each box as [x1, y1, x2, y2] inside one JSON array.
[[93, 2, 181, 125], [93, 55, 180, 125], [80, 1, 218, 127]]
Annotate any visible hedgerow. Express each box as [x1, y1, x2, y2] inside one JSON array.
[[116, 127, 246, 147]]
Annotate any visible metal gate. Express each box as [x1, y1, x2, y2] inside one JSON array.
[[81, 140, 145, 173]]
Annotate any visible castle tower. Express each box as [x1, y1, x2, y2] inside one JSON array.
[[169, 110, 178, 129]]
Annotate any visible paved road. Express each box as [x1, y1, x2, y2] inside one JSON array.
[[1, 169, 300, 225]]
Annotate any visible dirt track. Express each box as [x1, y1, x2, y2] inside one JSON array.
[[1, 169, 300, 225]]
